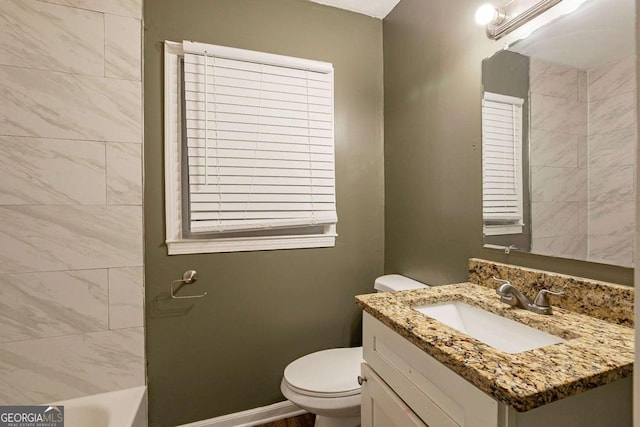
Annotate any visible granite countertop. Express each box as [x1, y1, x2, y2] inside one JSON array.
[[355, 283, 634, 412]]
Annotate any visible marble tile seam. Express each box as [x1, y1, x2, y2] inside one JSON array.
[[0, 58, 141, 81], [0, 133, 142, 144], [0, 323, 145, 344], [0, 263, 144, 279], [35, 0, 142, 20], [0, 265, 145, 276]]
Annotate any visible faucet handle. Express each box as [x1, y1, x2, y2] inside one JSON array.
[[491, 276, 512, 286], [533, 289, 564, 307]]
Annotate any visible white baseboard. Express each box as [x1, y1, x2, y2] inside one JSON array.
[[178, 400, 307, 427]]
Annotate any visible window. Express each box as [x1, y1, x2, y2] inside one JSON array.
[[481, 92, 524, 236], [164, 41, 337, 254]]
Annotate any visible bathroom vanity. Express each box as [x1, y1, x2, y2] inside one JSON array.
[[356, 260, 634, 427]]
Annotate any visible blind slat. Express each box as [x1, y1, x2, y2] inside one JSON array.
[[191, 202, 336, 213], [186, 132, 332, 147], [188, 168, 334, 181], [190, 193, 335, 203], [183, 61, 331, 86], [189, 176, 335, 187], [190, 186, 334, 196], [188, 159, 333, 172], [191, 211, 338, 221], [190, 212, 338, 233], [187, 149, 333, 162], [184, 93, 333, 114], [185, 101, 331, 122], [186, 123, 333, 138], [184, 111, 332, 129], [187, 140, 333, 154], [183, 53, 332, 81], [184, 82, 332, 106], [184, 73, 331, 97]]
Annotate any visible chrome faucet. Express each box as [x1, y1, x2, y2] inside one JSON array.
[[493, 277, 564, 315]]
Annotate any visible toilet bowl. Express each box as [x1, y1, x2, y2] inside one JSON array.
[[281, 347, 362, 427], [281, 275, 428, 427]]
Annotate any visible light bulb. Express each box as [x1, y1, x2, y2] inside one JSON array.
[[475, 4, 499, 25]]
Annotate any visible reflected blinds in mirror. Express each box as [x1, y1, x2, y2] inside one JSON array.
[[181, 41, 337, 235], [482, 92, 524, 235]]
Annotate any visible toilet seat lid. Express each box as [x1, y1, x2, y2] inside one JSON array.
[[284, 347, 363, 395]]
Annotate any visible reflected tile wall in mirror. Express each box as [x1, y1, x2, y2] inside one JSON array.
[[530, 58, 588, 260], [529, 55, 636, 267], [587, 57, 637, 266]]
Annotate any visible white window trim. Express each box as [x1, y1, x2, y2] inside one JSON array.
[[164, 41, 337, 255]]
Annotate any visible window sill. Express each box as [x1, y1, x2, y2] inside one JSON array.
[[166, 232, 337, 255]]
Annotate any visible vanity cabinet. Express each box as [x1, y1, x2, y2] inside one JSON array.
[[361, 312, 632, 427]]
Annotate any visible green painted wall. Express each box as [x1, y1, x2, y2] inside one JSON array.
[[383, 0, 633, 286], [143, 1, 384, 425]]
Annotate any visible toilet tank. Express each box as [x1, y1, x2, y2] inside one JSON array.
[[374, 274, 428, 292]]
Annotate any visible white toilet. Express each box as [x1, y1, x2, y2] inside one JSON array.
[[280, 275, 428, 427]]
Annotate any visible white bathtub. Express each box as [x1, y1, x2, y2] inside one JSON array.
[[49, 386, 147, 427]]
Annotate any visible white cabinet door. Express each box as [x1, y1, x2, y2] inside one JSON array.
[[361, 363, 428, 427]]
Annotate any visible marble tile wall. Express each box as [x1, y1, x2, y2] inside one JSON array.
[[587, 57, 636, 267], [0, 0, 144, 405], [529, 56, 636, 267], [529, 58, 588, 260]]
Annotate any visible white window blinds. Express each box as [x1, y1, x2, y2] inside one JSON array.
[[181, 41, 336, 235], [482, 92, 524, 228]]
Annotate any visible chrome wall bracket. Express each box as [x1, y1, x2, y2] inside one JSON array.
[[170, 270, 208, 299]]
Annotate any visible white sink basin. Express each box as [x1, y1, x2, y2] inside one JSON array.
[[414, 301, 565, 354]]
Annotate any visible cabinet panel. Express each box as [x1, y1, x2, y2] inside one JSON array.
[[361, 363, 428, 427]]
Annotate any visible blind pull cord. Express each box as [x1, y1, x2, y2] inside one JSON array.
[[204, 52, 209, 187], [306, 70, 318, 226], [204, 52, 223, 233], [511, 104, 518, 194], [245, 64, 262, 228], [213, 55, 223, 233]]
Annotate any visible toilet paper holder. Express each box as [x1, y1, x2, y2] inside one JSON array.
[[170, 270, 208, 299]]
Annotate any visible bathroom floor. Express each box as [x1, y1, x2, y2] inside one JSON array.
[[257, 413, 315, 427]]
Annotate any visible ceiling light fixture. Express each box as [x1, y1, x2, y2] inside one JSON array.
[[477, 0, 566, 40], [475, 4, 506, 26]]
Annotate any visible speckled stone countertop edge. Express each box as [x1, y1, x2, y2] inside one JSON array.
[[356, 283, 634, 412]]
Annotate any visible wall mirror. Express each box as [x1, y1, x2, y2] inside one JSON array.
[[481, 0, 636, 268]]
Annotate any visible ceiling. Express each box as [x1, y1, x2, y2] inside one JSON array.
[[308, 0, 401, 18], [509, 0, 634, 69]]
